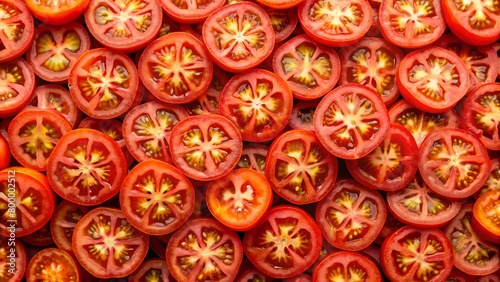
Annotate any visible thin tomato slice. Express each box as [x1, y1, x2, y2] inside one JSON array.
[[159, 0, 225, 23], [0, 58, 36, 118], [26, 248, 80, 282], [0, 237, 27, 282], [313, 251, 382, 281], [472, 190, 500, 244], [25, 0, 89, 26], [476, 158, 500, 197], [50, 200, 89, 255], [0, 0, 34, 62], [235, 143, 269, 175]]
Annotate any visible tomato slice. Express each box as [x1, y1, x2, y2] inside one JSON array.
[[84, 0, 162, 53], [0, 170, 55, 237], [50, 200, 89, 255], [20, 221, 53, 247], [257, 0, 304, 9], [7, 109, 72, 171], [380, 226, 454, 281], [169, 114, 243, 181], [120, 159, 195, 235], [462, 82, 500, 151], [444, 204, 500, 276], [298, 0, 373, 47], [0, 135, 10, 170], [0, 0, 34, 63], [442, 0, 500, 45], [398, 46, 470, 113], [418, 128, 491, 199], [26, 248, 80, 282], [378, 0, 446, 48], [46, 128, 127, 206], [476, 158, 500, 197], [138, 32, 213, 104], [0, 237, 27, 282], [316, 179, 387, 251], [313, 251, 382, 281], [202, 2, 275, 72], [313, 83, 390, 159], [243, 205, 322, 279], [159, 0, 225, 23], [26, 22, 91, 83], [166, 217, 243, 281], [265, 7, 299, 43], [235, 143, 269, 175], [122, 101, 189, 164], [0, 57, 36, 118], [387, 173, 462, 228], [25, 0, 89, 26], [473, 190, 500, 244], [288, 99, 318, 132], [265, 129, 338, 204], [128, 258, 174, 282], [338, 37, 403, 107], [272, 34, 340, 100], [72, 207, 150, 278], [346, 123, 419, 191], [388, 99, 460, 147]]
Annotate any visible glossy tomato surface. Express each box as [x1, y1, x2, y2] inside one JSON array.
[[25, 0, 89, 25], [0, 0, 34, 62]]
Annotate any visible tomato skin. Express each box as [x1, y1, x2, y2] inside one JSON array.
[[26, 0, 89, 25], [0, 58, 36, 118], [0, 135, 10, 170], [0, 0, 34, 62], [472, 190, 500, 244], [312, 251, 382, 282]]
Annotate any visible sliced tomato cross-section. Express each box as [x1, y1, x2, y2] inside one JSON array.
[[0, 0, 34, 63]]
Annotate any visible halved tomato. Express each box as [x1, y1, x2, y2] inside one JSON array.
[[50, 200, 90, 255], [313, 251, 382, 281], [26, 248, 80, 282], [0, 58, 36, 118], [0, 0, 34, 63], [472, 190, 500, 244]]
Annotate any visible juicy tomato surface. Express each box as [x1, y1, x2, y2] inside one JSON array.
[[0, 57, 36, 118], [26, 248, 80, 282], [0, 135, 10, 170], [313, 251, 383, 281], [0, 237, 27, 282], [0, 0, 34, 62], [25, 0, 89, 25], [472, 190, 500, 244]]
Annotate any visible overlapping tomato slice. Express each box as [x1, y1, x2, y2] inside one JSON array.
[[50, 200, 90, 255], [159, 0, 225, 23], [313, 251, 382, 281], [0, 0, 34, 62], [26, 248, 80, 282], [0, 58, 35, 118]]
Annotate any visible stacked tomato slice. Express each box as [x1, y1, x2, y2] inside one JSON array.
[[1, 0, 500, 280]]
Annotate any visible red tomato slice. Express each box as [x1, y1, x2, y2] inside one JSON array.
[[243, 205, 322, 279], [0, 237, 27, 282], [202, 2, 275, 72], [257, 0, 304, 9], [272, 34, 340, 100], [46, 128, 127, 206], [128, 259, 173, 282], [218, 69, 293, 142], [169, 114, 243, 181], [50, 200, 90, 255], [122, 101, 189, 164], [476, 158, 500, 197], [313, 251, 382, 281], [398, 46, 470, 113], [313, 83, 390, 159], [8, 109, 72, 171], [380, 226, 454, 281], [462, 82, 500, 151], [26, 22, 91, 83], [26, 248, 80, 282], [138, 32, 213, 104], [378, 0, 446, 48], [316, 179, 387, 251], [0, 134, 11, 170], [0, 0, 34, 63], [159, 0, 225, 23], [266, 7, 299, 43], [120, 159, 195, 235], [387, 173, 462, 228], [265, 129, 338, 204], [472, 190, 500, 244], [418, 128, 491, 199], [0, 57, 36, 118], [72, 207, 150, 278], [345, 123, 419, 191], [298, 0, 373, 47], [288, 99, 319, 132], [25, 0, 89, 25], [84, 0, 162, 53], [166, 217, 243, 281], [235, 143, 269, 175], [69, 48, 139, 119], [338, 37, 403, 107], [21, 221, 53, 247]]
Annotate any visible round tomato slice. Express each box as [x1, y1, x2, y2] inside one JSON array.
[[84, 0, 162, 53], [8, 109, 72, 171], [0, 170, 55, 237], [313, 251, 382, 281], [398, 46, 470, 113], [462, 82, 500, 151], [25, 0, 89, 25], [272, 34, 340, 100], [120, 159, 195, 235], [380, 226, 454, 281], [159, 0, 224, 23], [313, 83, 390, 160], [378, 0, 446, 48], [0, 0, 34, 63], [46, 128, 127, 206], [257, 0, 304, 9], [166, 217, 243, 281], [243, 205, 322, 279], [338, 37, 403, 107], [72, 207, 150, 278], [20, 222, 53, 247], [316, 179, 387, 251], [26, 248, 80, 282], [206, 168, 273, 231], [218, 69, 293, 142], [345, 123, 419, 191], [138, 32, 213, 104], [387, 173, 462, 228], [476, 158, 500, 197], [129, 259, 173, 282], [473, 190, 500, 244], [298, 0, 373, 47], [418, 128, 491, 199], [235, 143, 269, 175], [265, 7, 299, 43], [444, 204, 500, 276], [122, 101, 189, 164], [288, 99, 318, 132], [26, 22, 91, 83], [388, 99, 461, 147], [0, 237, 27, 282], [202, 2, 275, 72], [50, 200, 89, 255], [0, 57, 36, 118], [169, 114, 243, 181], [265, 129, 338, 204], [442, 0, 500, 45]]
